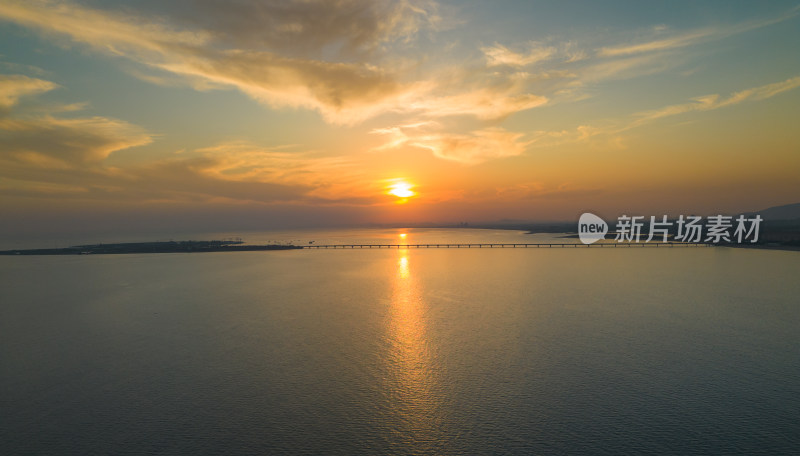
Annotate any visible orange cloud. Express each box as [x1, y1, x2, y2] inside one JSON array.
[[374, 124, 531, 165], [630, 76, 800, 127], [0, 0, 441, 125], [0, 74, 151, 166], [482, 42, 556, 67], [0, 74, 57, 111], [0, 0, 552, 125]]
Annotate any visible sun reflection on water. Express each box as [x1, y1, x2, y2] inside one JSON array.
[[385, 249, 440, 449]]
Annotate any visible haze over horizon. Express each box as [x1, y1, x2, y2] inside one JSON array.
[[1, 1, 799, 237]]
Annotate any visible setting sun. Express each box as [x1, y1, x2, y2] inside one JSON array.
[[388, 181, 415, 199]]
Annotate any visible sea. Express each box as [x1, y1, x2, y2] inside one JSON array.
[[1, 228, 798, 455]]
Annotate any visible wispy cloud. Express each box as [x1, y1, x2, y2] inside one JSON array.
[[2, 1, 797, 176], [597, 7, 798, 57], [410, 127, 530, 165], [6, 142, 385, 207], [482, 42, 556, 67], [0, 115, 152, 165], [0, 0, 212, 53], [0, 74, 151, 165], [410, 87, 547, 120], [0, 74, 57, 110], [631, 76, 800, 127], [0, 74, 387, 206], [597, 30, 711, 57], [166, 0, 442, 57], [522, 75, 800, 145], [0, 0, 553, 126], [0, 0, 441, 125], [372, 123, 531, 165], [578, 52, 676, 83]]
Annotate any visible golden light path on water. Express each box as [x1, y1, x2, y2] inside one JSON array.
[[385, 234, 442, 450]]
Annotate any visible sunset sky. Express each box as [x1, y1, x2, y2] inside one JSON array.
[[1, 0, 799, 236]]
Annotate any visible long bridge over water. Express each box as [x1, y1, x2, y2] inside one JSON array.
[[303, 242, 713, 249], [0, 241, 717, 255]]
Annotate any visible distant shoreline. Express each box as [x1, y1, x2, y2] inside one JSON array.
[[553, 233, 799, 252], [0, 240, 302, 255], [721, 243, 800, 252], [2, 233, 797, 255]]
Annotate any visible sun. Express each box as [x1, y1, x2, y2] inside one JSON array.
[[388, 181, 415, 199]]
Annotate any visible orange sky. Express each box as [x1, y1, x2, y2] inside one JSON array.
[[1, 1, 799, 236]]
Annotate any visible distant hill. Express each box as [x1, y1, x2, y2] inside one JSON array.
[[750, 203, 800, 221]]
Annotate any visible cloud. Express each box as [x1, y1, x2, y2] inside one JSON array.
[[165, 0, 441, 57], [0, 74, 57, 111], [597, 31, 710, 57], [0, 72, 385, 206], [522, 75, 800, 145], [0, 74, 152, 166], [0, 132, 376, 206], [404, 70, 549, 120], [0, 0, 553, 125], [373, 123, 531, 165], [562, 41, 588, 63], [577, 52, 676, 83], [0, 0, 212, 53], [185, 141, 372, 202], [632, 76, 800, 126], [115, 156, 315, 205], [719, 76, 800, 104], [4, 1, 795, 174], [0, 82, 373, 206], [0, 157, 316, 206], [0, 0, 442, 125], [411, 127, 530, 164], [597, 7, 798, 57], [411, 87, 547, 120], [157, 47, 433, 124], [0, 115, 153, 165], [482, 42, 556, 67], [0, 137, 375, 206], [474, 39, 674, 104]]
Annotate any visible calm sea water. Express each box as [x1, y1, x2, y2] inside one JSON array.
[[1, 229, 799, 455]]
